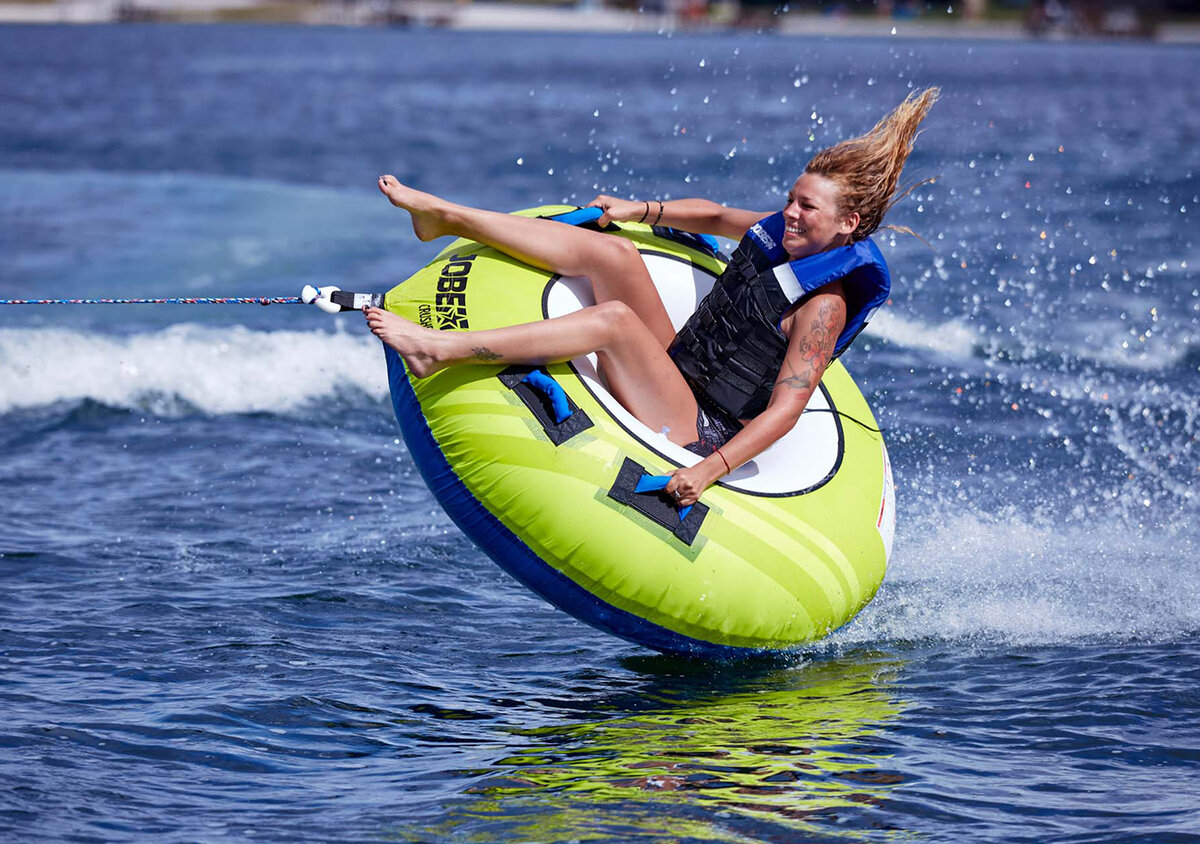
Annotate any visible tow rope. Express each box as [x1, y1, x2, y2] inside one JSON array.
[[0, 286, 381, 313]]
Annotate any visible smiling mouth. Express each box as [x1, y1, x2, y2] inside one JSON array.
[[785, 225, 806, 235]]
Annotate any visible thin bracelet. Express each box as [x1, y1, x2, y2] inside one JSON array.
[[637, 201, 650, 224], [714, 447, 732, 474], [652, 199, 665, 226]]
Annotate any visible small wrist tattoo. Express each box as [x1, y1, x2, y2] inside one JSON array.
[[470, 346, 502, 362]]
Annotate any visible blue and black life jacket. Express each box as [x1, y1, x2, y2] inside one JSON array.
[[668, 211, 891, 420]]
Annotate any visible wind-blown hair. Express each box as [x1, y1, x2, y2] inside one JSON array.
[[805, 87, 939, 242]]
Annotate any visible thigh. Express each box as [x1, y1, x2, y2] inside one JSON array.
[[587, 254, 678, 350], [594, 312, 699, 447], [437, 202, 678, 349], [573, 233, 677, 350]]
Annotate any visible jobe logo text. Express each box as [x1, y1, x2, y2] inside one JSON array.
[[433, 253, 476, 330]]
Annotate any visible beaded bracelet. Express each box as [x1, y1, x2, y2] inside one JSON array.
[[652, 199, 665, 226]]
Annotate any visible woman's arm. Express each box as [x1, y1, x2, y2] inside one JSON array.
[[665, 282, 848, 507], [587, 195, 770, 241]]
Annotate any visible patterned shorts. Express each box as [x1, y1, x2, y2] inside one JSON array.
[[683, 402, 743, 457]]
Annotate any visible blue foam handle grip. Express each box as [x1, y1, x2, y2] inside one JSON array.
[[550, 206, 718, 256], [522, 370, 572, 424], [549, 207, 605, 227], [634, 474, 670, 493], [634, 474, 692, 521]]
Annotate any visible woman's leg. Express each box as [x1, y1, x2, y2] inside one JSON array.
[[378, 175, 677, 349], [365, 301, 700, 445]]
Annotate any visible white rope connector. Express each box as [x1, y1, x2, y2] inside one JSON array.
[[301, 284, 343, 315]]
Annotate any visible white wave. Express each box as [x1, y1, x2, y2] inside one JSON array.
[[0, 325, 389, 415], [864, 309, 979, 359], [826, 506, 1200, 648], [1068, 335, 1195, 372], [866, 308, 1197, 374]]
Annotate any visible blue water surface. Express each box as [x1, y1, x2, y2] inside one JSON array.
[[2, 23, 1199, 843]]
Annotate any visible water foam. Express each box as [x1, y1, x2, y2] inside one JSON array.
[[867, 307, 1197, 373], [0, 325, 388, 415], [865, 310, 979, 359], [828, 505, 1200, 649]]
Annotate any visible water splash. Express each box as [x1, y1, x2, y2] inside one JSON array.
[[828, 504, 1200, 649], [0, 325, 387, 415]]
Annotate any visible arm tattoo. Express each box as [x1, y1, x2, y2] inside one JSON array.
[[470, 346, 502, 362], [776, 297, 842, 393]]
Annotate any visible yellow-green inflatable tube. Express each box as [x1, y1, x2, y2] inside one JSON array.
[[382, 206, 896, 657]]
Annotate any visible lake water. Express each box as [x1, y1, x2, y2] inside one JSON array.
[[2, 22, 1198, 842]]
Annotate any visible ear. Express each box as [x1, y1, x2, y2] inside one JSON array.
[[838, 211, 860, 236]]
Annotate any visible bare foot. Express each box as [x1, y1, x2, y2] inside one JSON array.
[[377, 175, 454, 242], [363, 306, 445, 377]]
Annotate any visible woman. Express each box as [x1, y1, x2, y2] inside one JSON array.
[[365, 87, 938, 508]]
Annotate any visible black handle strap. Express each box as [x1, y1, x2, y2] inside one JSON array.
[[498, 366, 593, 446], [607, 457, 708, 546]]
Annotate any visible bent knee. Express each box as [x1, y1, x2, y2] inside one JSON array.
[[590, 233, 643, 272], [591, 300, 645, 342], [594, 299, 637, 325]]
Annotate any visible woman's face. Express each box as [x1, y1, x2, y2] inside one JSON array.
[[781, 172, 859, 259]]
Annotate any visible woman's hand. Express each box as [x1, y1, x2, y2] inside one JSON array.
[[586, 194, 648, 227], [665, 458, 722, 509]]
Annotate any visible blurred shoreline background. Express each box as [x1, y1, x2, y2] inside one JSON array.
[[4, 0, 1200, 43]]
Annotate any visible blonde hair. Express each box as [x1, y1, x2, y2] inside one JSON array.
[[805, 87, 940, 242]]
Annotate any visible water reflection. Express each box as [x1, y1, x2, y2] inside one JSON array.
[[425, 653, 910, 841]]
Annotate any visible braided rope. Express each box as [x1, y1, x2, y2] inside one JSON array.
[[0, 297, 303, 306]]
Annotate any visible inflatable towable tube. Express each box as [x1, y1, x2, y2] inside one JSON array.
[[382, 206, 896, 658]]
